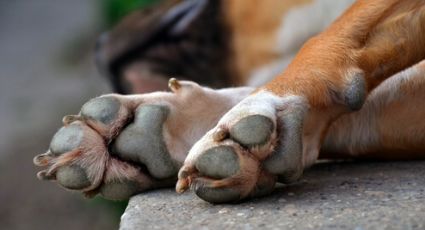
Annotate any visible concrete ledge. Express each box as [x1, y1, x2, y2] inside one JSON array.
[[120, 161, 425, 230]]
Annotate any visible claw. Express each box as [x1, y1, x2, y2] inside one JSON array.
[[176, 178, 189, 193], [176, 168, 192, 193], [212, 127, 228, 142], [33, 151, 52, 166], [37, 170, 55, 180], [62, 115, 81, 125], [168, 78, 181, 92]]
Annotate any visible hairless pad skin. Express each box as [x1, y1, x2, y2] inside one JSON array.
[[195, 146, 240, 179], [56, 165, 91, 190], [111, 105, 178, 179], [80, 96, 121, 124], [251, 173, 276, 198], [195, 186, 241, 204], [344, 72, 366, 111], [49, 124, 83, 156], [99, 180, 141, 201], [229, 115, 274, 148], [263, 108, 304, 184], [101, 176, 178, 200]]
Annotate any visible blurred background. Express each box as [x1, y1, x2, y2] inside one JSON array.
[[0, 0, 158, 229]]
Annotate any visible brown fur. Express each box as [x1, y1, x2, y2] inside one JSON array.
[[97, 0, 328, 93], [254, 0, 425, 167], [322, 60, 425, 160], [223, 0, 314, 84], [264, 0, 425, 107]]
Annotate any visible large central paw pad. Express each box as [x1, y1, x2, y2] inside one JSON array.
[[176, 113, 278, 203], [34, 90, 181, 200], [111, 105, 178, 179]]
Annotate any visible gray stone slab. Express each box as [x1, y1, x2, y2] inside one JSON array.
[[121, 161, 425, 230]]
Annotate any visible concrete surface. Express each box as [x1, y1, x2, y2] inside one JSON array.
[[121, 161, 425, 230]]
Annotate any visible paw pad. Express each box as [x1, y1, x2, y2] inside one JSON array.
[[56, 165, 91, 190], [99, 180, 141, 200], [35, 93, 191, 200], [80, 96, 121, 124], [195, 146, 240, 179], [229, 115, 274, 148], [344, 72, 366, 111], [194, 185, 240, 204], [34, 121, 107, 192], [112, 105, 178, 179], [49, 124, 83, 156]]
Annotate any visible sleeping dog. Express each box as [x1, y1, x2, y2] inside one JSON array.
[[34, 0, 425, 203]]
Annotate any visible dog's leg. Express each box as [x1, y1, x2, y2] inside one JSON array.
[[176, 0, 425, 203], [322, 60, 425, 160], [34, 79, 253, 200]]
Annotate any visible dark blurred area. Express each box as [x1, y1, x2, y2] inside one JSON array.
[[96, 0, 233, 94], [0, 1, 158, 229]]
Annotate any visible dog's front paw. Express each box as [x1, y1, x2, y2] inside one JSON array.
[[34, 79, 245, 200], [33, 93, 180, 200], [176, 91, 308, 203]]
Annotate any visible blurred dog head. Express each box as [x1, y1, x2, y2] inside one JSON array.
[[96, 0, 233, 94]]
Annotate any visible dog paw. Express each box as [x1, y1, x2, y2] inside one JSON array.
[[34, 93, 178, 200], [34, 79, 239, 200], [177, 141, 277, 203], [176, 91, 308, 203]]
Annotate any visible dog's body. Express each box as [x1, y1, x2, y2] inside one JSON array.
[[97, 0, 355, 93], [223, 0, 355, 86], [35, 0, 425, 203]]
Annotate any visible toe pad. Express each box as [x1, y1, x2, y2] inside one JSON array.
[[195, 146, 239, 179], [230, 115, 274, 148], [49, 124, 83, 156], [99, 180, 140, 200], [195, 186, 240, 204], [81, 96, 121, 124], [56, 165, 91, 190]]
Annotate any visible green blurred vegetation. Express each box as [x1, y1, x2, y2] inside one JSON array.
[[88, 196, 129, 218], [101, 0, 161, 27]]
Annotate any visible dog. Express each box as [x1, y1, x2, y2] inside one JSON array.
[[34, 0, 425, 203], [95, 0, 355, 93]]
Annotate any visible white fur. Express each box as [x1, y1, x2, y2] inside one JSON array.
[[184, 90, 307, 165], [323, 61, 425, 155], [248, 0, 354, 87], [247, 56, 294, 87], [277, 0, 355, 55]]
